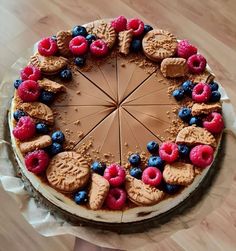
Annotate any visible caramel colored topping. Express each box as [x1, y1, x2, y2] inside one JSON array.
[[118, 29, 133, 55], [38, 78, 66, 93], [191, 102, 221, 116], [161, 57, 187, 78]]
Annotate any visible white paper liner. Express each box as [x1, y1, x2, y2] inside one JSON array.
[[0, 48, 236, 250]]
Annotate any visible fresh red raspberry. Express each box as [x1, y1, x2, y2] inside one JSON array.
[[159, 142, 179, 163], [25, 150, 49, 174], [192, 82, 211, 103], [126, 18, 144, 37], [203, 112, 224, 134], [111, 15, 127, 33], [190, 145, 214, 168], [177, 40, 198, 59], [69, 36, 88, 56], [38, 37, 58, 57], [13, 116, 36, 141], [103, 164, 126, 187], [20, 65, 41, 81], [17, 80, 41, 102], [105, 188, 127, 210], [90, 39, 109, 57], [187, 54, 207, 74], [142, 167, 162, 187]]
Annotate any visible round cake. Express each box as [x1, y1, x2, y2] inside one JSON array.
[[9, 16, 224, 232]]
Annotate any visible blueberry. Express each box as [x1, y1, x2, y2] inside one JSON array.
[[36, 123, 49, 134], [14, 79, 22, 89], [147, 141, 159, 154], [60, 69, 72, 81], [72, 25, 88, 37], [128, 153, 141, 166], [86, 34, 96, 44], [163, 183, 180, 195], [39, 90, 55, 104], [210, 91, 221, 102], [91, 161, 106, 175], [131, 39, 142, 52], [178, 107, 192, 122], [75, 57, 86, 67], [148, 156, 165, 171], [209, 81, 219, 92], [13, 110, 26, 121], [189, 116, 202, 126], [47, 142, 63, 155], [181, 80, 194, 96], [143, 24, 153, 35], [172, 89, 185, 101], [51, 131, 65, 143], [74, 191, 88, 204], [51, 35, 57, 41], [178, 144, 190, 158], [129, 167, 142, 179]]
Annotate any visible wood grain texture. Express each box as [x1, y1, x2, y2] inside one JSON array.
[[0, 0, 236, 250]]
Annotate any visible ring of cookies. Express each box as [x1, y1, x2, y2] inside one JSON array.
[[10, 16, 224, 221]]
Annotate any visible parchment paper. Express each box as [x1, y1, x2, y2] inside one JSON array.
[[0, 48, 236, 251]]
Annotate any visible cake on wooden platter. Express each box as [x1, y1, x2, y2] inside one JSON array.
[[9, 16, 224, 232]]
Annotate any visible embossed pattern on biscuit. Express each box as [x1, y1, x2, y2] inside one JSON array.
[[191, 102, 221, 116], [125, 175, 164, 206], [46, 151, 90, 193], [38, 78, 66, 93], [118, 29, 133, 55], [20, 135, 52, 154], [160, 57, 187, 78], [56, 30, 72, 57], [89, 173, 110, 210], [163, 162, 194, 186], [20, 102, 54, 125], [176, 126, 217, 147]]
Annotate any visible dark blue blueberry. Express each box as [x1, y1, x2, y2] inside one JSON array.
[[51, 35, 57, 41], [147, 141, 159, 154], [128, 153, 141, 166], [36, 123, 49, 134], [178, 107, 192, 122], [131, 39, 142, 52], [210, 91, 221, 102], [14, 79, 22, 89], [178, 144, 190, 158], [91, 161, 106, 175], [13, 110, 26, 121], [74, 191, 88, 204], [47, 142, 63, 156], [148, 156, 165, 171], [209, 81, 219, 92], [163, 183, 180, 195], [60, 69, 72, 81], [143, 24, 153, 35], [129, 167, 142, 179], [72, 25, 88, 37], [75, 57, 86, 67], [86, 34, 96, 44], [172, 89, 185, 101], [189, 116, 202, 126], [181, 80, 194, 96], [39, 90, 55, 104], [51, 131, 65, 143]]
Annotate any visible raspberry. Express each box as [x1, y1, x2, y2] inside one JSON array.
[[192, 82, 211, 103], [190, 145, 214, 168], [90, 39, 109, 57], [20, 65, 41, 81], [103, 164, 125, 187], [25, 150, 49, 174], [126, 18, 144, 37], [187, 54, 207, 74], [17, 80, 41, 102], [69, 36, 88, 56], [38, 37, 58, 57], [177, 40, 197, 59], [159, 142, 179, 163], [142, 167, 162, 187], [203, 112, 224, 134], [13, 116, 36, 141], [105, 188, 127, 210], [111, 16, 127, 33]]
